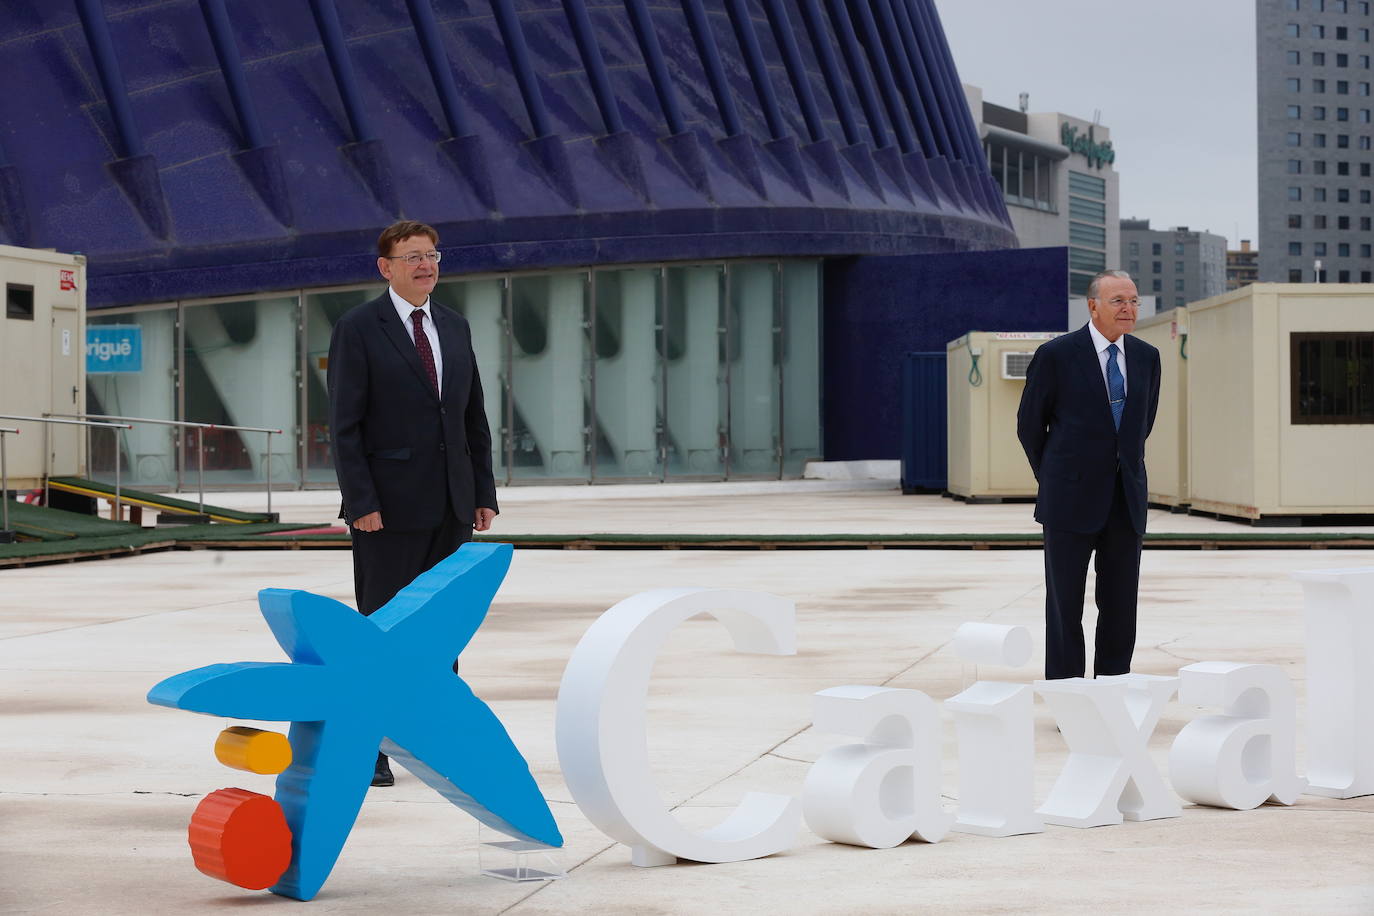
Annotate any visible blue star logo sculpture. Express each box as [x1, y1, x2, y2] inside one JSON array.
[[148, 542, 563, 900]]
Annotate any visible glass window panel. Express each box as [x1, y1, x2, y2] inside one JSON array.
[[1068, 197, 1106, 221], [1067, 171, 1106, 199], [987, 143, 1005, 192], [1069, 247, 1107, 271], [303, 287, 384, 484], [780, 262, 821, 477], [1291, 332, 1374, 423], [1069, 221, 1107, 246], [726, 263, 780, 478], [183, 296, 299, 486], [441, 277, 509, 485], [591, 268, 662, 480], [508, 272, 590, 480], [663, 265, 726, 478], [1035, 155, 1053, 207], [86, 307, 178, 488]]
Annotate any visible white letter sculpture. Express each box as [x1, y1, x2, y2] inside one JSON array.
[[555, 588, 801, 866], [1292, 567, 1374, 798], [802, 686, 953, 848], [1036, 674, 1181, 827], [1168, 662, 1305, 809], [944, 623, 1042, 837]]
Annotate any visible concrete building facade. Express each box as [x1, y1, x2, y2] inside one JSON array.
[[1121, 219, 1228, 308], [965, 86, 1121, 296], [1228, 239, 1261, 289], [1257, 0, 1374, 283]]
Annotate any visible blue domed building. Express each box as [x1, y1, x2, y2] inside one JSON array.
[[0, 0, 1061, 489]]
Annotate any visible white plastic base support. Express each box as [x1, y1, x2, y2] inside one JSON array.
[[478, 824, 567, 883]]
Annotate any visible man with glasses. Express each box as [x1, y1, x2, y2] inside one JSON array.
[[1016, 270, 1161, 681], [328, 220, 499, 786]]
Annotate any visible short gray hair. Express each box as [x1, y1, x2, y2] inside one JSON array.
[[1086, 270, 1132, 300]]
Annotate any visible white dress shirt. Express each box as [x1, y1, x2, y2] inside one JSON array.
[[389, 287, 443, 385], [1086, 321, 1127, 399]]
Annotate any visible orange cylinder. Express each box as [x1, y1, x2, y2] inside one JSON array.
[[188, 788, 293, 890], [214, 726, 292, 775]]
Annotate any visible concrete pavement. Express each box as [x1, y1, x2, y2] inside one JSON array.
[[176, 479, 1374, 536], [2, 484, 1371, 914]]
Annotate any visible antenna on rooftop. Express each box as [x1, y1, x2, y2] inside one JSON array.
[[1018, 92, 1029, 113]]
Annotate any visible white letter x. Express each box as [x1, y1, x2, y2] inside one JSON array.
[[1036, 674, 1181, 827]]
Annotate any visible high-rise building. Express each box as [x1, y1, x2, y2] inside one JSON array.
[[1228, 240, 1261, 289], [965, 85, 1121, 296], [1120, 219, 1228, 308], [1257, 0, 1374, 283]]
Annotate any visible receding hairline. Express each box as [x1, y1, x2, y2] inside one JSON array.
[[1087, 270, 1134, 300]]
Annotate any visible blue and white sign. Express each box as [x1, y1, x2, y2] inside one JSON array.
[[86, 325, 142, 374]]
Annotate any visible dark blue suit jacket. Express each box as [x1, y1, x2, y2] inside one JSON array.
[[1016, 325, 1161, 535], [327, 293, 497, 531]]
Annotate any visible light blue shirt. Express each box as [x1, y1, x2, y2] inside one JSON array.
[[1086, 321, 1127, 399]]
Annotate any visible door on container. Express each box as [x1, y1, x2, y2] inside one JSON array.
[[50, 307, 81, 476]]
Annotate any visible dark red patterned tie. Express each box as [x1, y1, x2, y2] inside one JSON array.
[[410, 309, 439, 395]]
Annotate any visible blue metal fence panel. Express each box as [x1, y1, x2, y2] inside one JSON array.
[[900, 351, 946, 492]]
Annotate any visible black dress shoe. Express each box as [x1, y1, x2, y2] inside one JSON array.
[[372, 752, 394, 787]]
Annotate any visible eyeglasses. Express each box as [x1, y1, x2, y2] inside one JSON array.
[[1103, 296, 1140, 308], [384, 251, 442, 266]]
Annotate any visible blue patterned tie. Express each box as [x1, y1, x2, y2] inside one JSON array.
[[1106, 343, 1125, 430]]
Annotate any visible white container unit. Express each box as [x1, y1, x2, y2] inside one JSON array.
[[946, 331, 1060, 501], [1132, 307, 1190, 509], [0, 245, 88, 489], [1187, 284, 1374, 520]]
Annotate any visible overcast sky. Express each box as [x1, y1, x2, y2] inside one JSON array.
[[934, 0, 1258, 248]]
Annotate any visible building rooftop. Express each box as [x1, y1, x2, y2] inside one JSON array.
[[3, 482, 1371, 912]]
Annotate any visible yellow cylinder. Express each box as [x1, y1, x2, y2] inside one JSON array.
[[214, 726, 292, 775]]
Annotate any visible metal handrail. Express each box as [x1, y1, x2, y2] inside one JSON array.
[[0, 427, 17, 536], [0, 414, 133, 520], [51, 413, 284, 516]]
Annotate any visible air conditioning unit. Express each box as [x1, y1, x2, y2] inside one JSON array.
[[1001, 351, 1035, 379]]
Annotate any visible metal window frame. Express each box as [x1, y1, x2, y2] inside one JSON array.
[[1290, 331, 1374, 425]]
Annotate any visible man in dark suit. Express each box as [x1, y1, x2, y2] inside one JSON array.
[[1016, 269, 1161, 680], [328, 220, 499, 784]]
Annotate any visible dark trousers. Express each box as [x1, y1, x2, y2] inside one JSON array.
[[351, 508, 470, 771], [1042, 473, 1142, 680], [351, 508, 472, 617]]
